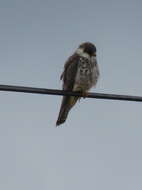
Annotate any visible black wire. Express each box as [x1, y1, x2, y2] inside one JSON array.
[[0, 84, 142, 102]]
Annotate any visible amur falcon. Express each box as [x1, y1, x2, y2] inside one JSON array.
[[56, 42, 100, 126]]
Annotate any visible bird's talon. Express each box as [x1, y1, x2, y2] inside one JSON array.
[[82, 92, 89, 98]]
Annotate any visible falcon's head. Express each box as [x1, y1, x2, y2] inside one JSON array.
[[76, 42, 96, 57]]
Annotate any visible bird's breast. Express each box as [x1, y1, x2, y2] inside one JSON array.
[[74, 56, 99, 91]]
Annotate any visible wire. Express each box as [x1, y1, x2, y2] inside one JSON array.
[[0, 84, 142, 102], [0, 84, 141, 102]]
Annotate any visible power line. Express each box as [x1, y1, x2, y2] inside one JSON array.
[[0, 84, 142, 102]]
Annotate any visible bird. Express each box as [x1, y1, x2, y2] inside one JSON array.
[[56, 42, 100, 126]]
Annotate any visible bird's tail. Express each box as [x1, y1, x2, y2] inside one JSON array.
[[56, 96, 78, 126]]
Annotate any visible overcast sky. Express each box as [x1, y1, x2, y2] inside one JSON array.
[[0, 0, 142, 189]]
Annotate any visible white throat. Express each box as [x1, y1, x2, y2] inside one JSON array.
[[76, 48, 90, 59]]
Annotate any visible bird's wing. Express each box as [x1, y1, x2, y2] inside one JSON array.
[[60, 53, 80, 90], [56, 53, 80, 126]]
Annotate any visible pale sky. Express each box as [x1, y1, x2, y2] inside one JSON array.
[[0, 0, 142, 189]]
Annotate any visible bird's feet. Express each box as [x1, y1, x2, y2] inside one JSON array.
[[82, 91, 89, 98]]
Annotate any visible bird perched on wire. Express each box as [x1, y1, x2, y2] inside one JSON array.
[[56, 42, 100, 126]]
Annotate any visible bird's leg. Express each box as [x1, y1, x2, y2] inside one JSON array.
[[76, 91, 82, 102], [76, 90, 89, 101], [82, 91, 89, 98]]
